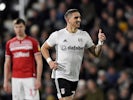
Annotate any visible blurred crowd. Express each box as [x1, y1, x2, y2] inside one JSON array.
[[0, 0, 133, 100]]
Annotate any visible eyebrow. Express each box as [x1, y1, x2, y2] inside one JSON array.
[[74, 16, 81, 19]]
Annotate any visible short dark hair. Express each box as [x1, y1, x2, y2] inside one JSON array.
[[13, 18, 26, 25], [64, 9, 79, 18]]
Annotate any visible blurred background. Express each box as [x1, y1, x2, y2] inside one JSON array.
[[0, 0, 133, 100]]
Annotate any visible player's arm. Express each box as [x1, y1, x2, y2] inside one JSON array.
[[88, 45, 102, 57], [35, 54, 43, 90], [41, 42, 51, 62], [3, 56, 11, 93], [32, 39, 43, 90], [41, 42, 58, 69], [89, 29, 106, 57], [34, 53, 43, 90], [35, 54, 43, 82]]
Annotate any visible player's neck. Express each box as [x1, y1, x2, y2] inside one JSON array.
[[16, 33, 27, 40], [66, 26, 78, 33]]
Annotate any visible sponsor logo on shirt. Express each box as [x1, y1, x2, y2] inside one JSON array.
[[10, 46, 32, 51], [61, 45, 84, 51], [68, 46, 84, 50], [13, 52, 30, 58], [10, 40, 33, 51], [61, 45, 67, 51]]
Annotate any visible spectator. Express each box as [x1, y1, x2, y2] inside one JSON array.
[[84, 79, 105, 100]]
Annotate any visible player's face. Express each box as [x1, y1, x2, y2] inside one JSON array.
[[14, 23, 25, 36], [67, 12, 81, 28]]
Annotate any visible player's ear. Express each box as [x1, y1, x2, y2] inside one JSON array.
[[65, 16, 68, 22]]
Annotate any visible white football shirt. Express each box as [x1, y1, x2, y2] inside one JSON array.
[[46, 28, 94, 81]]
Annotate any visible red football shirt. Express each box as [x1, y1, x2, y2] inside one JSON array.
[[5, 36, 41, 78]]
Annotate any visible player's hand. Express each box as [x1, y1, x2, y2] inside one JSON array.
[[34, 79, 41, 90], [48, 61, 58, 70], [3, 81, 12, 93], [98, 29, 106, 42]]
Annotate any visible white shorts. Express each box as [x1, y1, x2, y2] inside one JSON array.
[[12, 78, 40, 100]]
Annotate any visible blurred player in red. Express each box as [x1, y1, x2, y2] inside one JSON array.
[[3, 18, 43, 100]]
